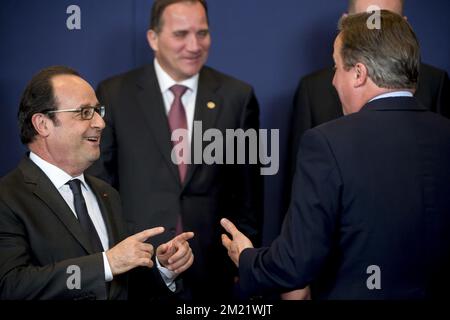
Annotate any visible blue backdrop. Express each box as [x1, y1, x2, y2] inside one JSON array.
[[1, 0, 449, 244]]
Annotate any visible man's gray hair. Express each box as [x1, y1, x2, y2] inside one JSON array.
[[338, 10, 419, 90]]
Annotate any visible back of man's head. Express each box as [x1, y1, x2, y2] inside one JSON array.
[[348, 0, 404, 15], [338, 9, 419, 90]]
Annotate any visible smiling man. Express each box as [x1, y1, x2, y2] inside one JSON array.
[[222, 11, 450, 299], [0, 66, 194, 300], [89, 0, 263, 300]]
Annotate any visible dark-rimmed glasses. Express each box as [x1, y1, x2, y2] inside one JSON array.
[[45, 105, 105, 120]]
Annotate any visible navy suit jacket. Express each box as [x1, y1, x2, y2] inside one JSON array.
[[276, 63, 450, 240], [239, 97, 450, 299], [288, 63, 450, 182]]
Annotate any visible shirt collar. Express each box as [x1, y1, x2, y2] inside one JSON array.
[[153, 58, 199, 93], [369, 91, 413, 102], [29, 152, 87, 189]]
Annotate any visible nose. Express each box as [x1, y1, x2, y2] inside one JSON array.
[[186, 34, 200, 52], [91, 112, 106, 130]]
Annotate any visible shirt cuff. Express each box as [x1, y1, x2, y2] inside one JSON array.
[[156, 257, 178, 292], [102, 252, 113, 282]]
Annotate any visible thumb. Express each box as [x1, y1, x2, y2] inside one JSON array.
[[157, 242, 170, 255], [221, 233, 232, 250]]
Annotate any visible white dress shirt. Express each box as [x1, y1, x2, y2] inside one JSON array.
[[154, 58, 199, 145], [369, 90, 413, 102]]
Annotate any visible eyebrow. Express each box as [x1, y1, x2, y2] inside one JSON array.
[[78, 103, 101, 108], [173, 27, 209, 33]]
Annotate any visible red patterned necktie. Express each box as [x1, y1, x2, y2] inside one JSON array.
[[167, 84, 189, 234]]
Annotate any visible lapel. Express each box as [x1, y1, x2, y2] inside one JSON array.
[[136, 65, 224, 188], [135, 64, 181, 184], [85, 175, 120, 246], [183, 67, 223, 189], [19, 157, 95, 254]]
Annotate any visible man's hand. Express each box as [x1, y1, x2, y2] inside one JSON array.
[[220, 218, 253, 267], [106, 227, 164, 276], [157, 232, 195, 274], [281, 287, 311, 300]]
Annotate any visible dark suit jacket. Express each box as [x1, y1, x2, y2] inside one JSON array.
[[239, 97, 450, 299], [0, 156, 128, 300], [89, 64, 263, 300], [279, 63, 450, 226], [289, 63, 450, 179]]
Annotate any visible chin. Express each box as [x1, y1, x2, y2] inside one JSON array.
[[183, 62, 203, 74], [181, 69, 201, 79], [88, 152, 101, 163]]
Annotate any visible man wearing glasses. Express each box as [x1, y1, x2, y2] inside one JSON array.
[[0, 66, 194, 300]]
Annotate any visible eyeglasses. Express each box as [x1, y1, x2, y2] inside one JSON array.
[[45, 105, 105, 120]]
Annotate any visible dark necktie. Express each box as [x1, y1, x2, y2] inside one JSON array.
[[67, 179, 104, 252], [167, 84, 189, 234]]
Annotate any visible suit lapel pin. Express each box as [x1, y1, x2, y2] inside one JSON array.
[[207, 101, 216, 110], [102, 193, 108, 198]]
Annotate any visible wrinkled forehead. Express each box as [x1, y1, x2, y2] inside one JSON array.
[[51, 75, 98, 108], [161, 1, 208, 30]]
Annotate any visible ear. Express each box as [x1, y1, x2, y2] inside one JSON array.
[[353, 63, 368, 88], [147, 30, 159, 52], [31, 113, 51, 138]]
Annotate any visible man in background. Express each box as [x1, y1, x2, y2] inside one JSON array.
[[89, 0, 262, 300]]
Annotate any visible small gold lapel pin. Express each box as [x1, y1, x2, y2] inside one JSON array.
[[207, 101, 216, 110]]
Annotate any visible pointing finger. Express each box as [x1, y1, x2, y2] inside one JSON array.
[[133, 227, 165, 242], [220, 218, 239, 237], [172, 231, 195, 243]]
